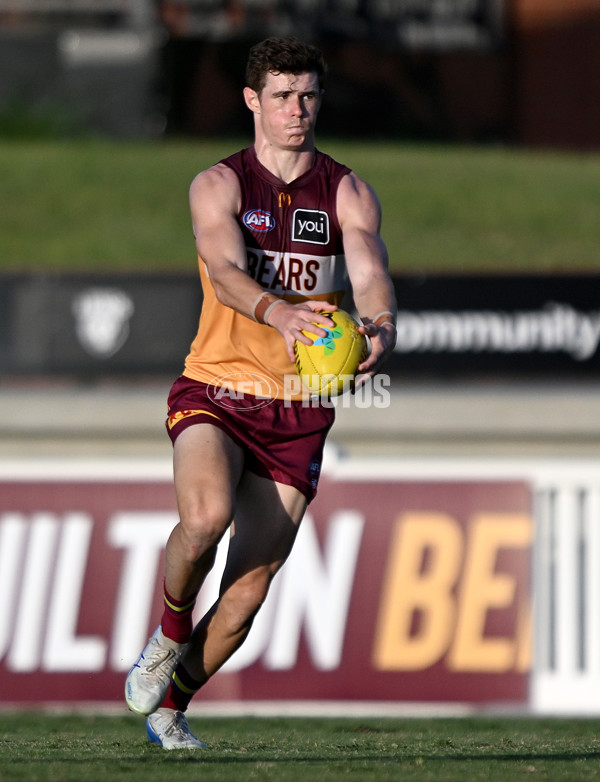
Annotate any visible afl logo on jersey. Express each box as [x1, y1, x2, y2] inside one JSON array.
[[243, 209, 275, 232]]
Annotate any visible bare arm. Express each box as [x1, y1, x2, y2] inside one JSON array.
[[190, 164, 336, 360], [337, 172, 397, 379]]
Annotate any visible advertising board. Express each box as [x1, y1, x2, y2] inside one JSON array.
[[0, 460, 531, 707], [390, 274, 600, 377], [4, 273, 600, 378]]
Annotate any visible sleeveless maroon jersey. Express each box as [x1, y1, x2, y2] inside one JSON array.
[[224, 145, 351, 300], [184, 146, 352, 399]]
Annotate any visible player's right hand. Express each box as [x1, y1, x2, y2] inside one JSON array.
[[268, 300, 338, 362]]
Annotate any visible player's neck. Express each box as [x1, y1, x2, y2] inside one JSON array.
[[253, 142, 316, 184]]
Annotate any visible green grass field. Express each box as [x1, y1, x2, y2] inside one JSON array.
[[2, 139, 600, 275], [2, 713, 600, 781]]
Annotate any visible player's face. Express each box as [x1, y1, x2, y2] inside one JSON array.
[[251, 70, 322, 150]]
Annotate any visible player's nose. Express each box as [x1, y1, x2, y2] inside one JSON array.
[[289, 95, 303, 115]]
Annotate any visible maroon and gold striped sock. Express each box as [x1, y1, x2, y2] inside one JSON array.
[[160, 583, 197, 644], [161, 663, 203, 712]]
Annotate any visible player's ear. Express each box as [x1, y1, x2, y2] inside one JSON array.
[[243, 86, 261, 114]]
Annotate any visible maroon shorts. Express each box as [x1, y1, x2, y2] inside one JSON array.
[[165, 376, 335, 503]]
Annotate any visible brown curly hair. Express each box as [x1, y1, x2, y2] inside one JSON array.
[[245, 37, 327, 94]]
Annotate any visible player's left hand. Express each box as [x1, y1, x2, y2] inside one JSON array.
[[354, 322, 397, 388]]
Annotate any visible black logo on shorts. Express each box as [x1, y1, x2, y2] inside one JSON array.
[[292, 209, 330, 245]]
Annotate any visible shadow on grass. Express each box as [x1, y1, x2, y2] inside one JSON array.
[[101, 749, 600, 765]]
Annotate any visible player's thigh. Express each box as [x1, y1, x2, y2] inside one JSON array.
[[221, 472, 307, 590], [173, 423, 244, 535]]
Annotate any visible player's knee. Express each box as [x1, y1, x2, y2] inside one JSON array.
[[179, 501, 232, 555]]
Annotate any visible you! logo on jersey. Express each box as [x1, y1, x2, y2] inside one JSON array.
[[244, 209, 275, 232], [292, 209, 330, 245]]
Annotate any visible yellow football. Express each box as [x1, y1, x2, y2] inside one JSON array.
[[293, 309, 368, 396]]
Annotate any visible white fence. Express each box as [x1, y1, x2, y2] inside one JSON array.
[[532, 469, 600, 713]]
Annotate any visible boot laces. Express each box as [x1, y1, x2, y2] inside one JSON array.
[[142, 643, 177, 676]]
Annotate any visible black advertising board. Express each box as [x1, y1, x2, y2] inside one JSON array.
[[2, 273, 600, 379], [0, 274, 203, 377], [388, 274, 600, 378]]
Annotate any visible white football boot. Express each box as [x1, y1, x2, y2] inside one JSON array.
[[146, 708, 206, 750], [125, 626, 188, 716]]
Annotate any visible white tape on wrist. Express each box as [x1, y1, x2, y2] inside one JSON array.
[[372, 310, 397, 327], [263, 298, 285, 326]]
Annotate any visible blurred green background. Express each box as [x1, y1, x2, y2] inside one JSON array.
[[2, 139, 600, 275]]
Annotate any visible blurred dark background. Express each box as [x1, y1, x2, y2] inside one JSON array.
[[0, 0, 599, 149]]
